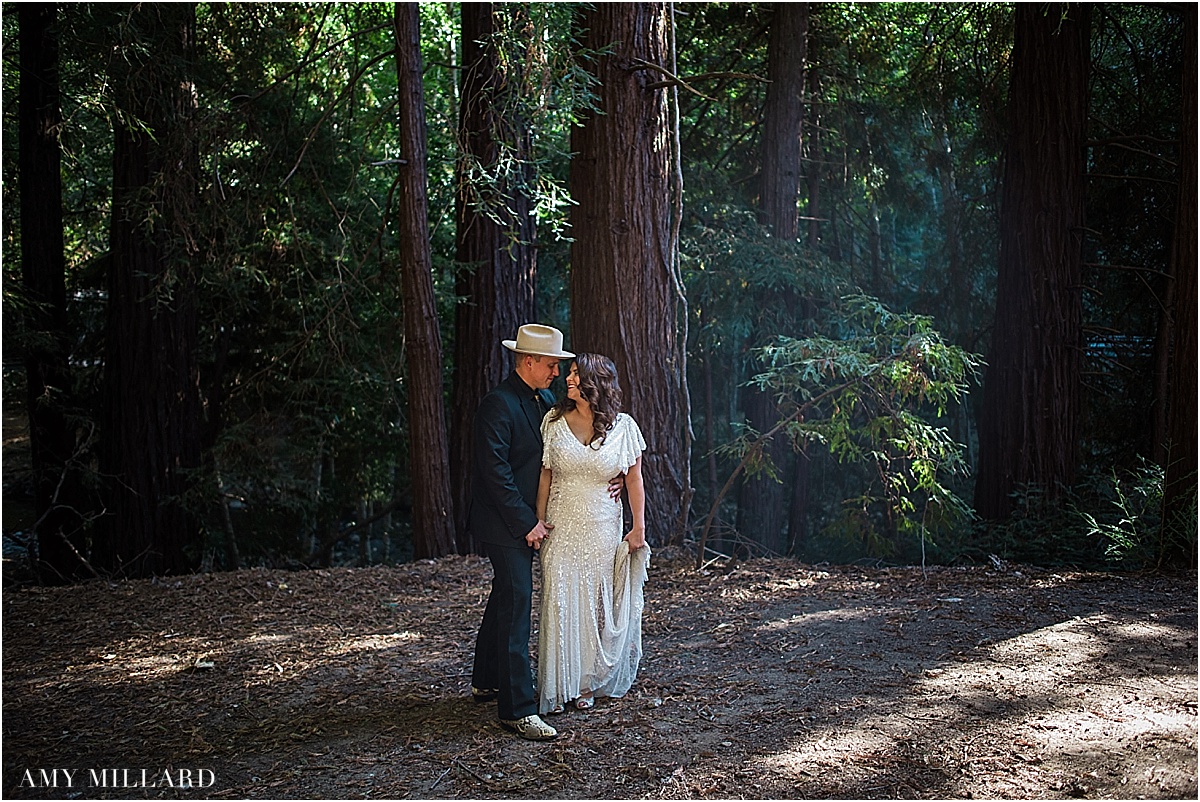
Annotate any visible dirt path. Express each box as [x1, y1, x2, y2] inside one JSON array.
[[2, 553, 1195, 799]]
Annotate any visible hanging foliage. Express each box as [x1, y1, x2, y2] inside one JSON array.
[[698, 295, 980, 566]]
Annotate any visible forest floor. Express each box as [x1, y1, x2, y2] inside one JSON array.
[[1, 550, 1196, 800]]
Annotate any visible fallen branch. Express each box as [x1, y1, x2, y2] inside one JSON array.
[[303, 496, 408, 565], [696, 381, 854, 567]]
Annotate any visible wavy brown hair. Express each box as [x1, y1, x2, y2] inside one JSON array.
[[550, 353, 622, 447]]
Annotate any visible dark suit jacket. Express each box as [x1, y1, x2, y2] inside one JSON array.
[[469, 371, 556, 548]]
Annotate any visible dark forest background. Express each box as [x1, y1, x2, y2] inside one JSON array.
[[2, 2, 1195, 584]]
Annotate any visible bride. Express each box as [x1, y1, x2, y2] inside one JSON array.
[[535, 353, 649, 714]]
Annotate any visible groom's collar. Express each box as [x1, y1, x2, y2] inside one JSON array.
[[510, 370, 540, 395]]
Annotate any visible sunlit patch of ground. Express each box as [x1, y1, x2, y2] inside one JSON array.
[[3, 555, 1195, 799], [758, 607, 1196, 798]]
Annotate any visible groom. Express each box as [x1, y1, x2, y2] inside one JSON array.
[[469, 324, 572, 741]]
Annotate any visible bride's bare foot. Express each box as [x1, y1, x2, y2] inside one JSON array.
[[574, 691, 594, 710]]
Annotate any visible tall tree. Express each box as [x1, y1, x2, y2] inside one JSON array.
[[758, 3, 807, 241], [975, 3, 1091, 520], [394, 2, 456, 559], [450, 3, 537, 554], [1162, 3, 1197, 556], [738, 1, 809, 557], [804, 64, 822, 250], [19, 2, 88, 582], [569, 1, 687, 542], [94, 3, 204, 576]]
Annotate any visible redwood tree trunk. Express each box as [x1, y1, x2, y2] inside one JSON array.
[[450, 2, 537, 554], [792, 49, 823, 554], [974, 3, 1090, 521], [1162, 3, 1197, 560], [738, 2, 808, 556], [758, 2, 807, 242], [569, 1, 686, 543], [805, 63, 822, 249], [20, 3, 89, 583], [395, 2, 456, 559], [95, 3, 203, 577]]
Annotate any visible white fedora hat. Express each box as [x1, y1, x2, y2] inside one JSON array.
[[503, 324, 575, 359]]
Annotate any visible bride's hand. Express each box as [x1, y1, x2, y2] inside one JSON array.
[[624, 526, 646, 550]]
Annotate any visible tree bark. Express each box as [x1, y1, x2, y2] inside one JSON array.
[[792, 45, 823, 555], [805, 61, 822, 249], [1162, 3, 1197, 560], [20, 2, 90, 583], [934, 73, 979, 488], [1151, 266, 1175, 467], [738, 1, 808, 556], [758, 2, 807, 242], [974, 3, 1090, 520], [95, 3, 204, 577], [569, 1, 686, 543], [450, 2, 537, 554], [394, 2, 456, 559], [778, 3, 811, 553]]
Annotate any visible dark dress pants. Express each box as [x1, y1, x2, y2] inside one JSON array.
[[472, 541, 537, 720]]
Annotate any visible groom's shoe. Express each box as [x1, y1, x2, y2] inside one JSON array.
[[499, 714, 558, 741], [471, 686, 499, 703]]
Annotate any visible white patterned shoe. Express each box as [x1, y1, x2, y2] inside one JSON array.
[[499, 714, 558, 741]]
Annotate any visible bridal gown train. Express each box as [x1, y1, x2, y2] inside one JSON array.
[[537, 411, 650, 714]]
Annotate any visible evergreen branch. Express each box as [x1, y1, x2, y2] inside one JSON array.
[[246, 22, 393, 103], [629, 57, 719, 102], [696, 381, 856, 568], [1087, 172, 1177, 186], [645, 70, 769, 91], [304, 496, 407, 565], [1087, 139, 1177, 165], [1087, 134, 1178, 145], [281, 48, 397, 187], [1084, 262, 1171, 279]]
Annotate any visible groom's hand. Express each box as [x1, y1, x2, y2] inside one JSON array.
[[607, 473, 625, 501], [526, 519, 554, 550]]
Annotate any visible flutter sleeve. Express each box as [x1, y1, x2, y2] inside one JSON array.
[[615, 414, 646, 474]]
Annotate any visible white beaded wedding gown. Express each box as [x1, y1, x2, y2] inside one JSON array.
[[537, 411, 650, 714]]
